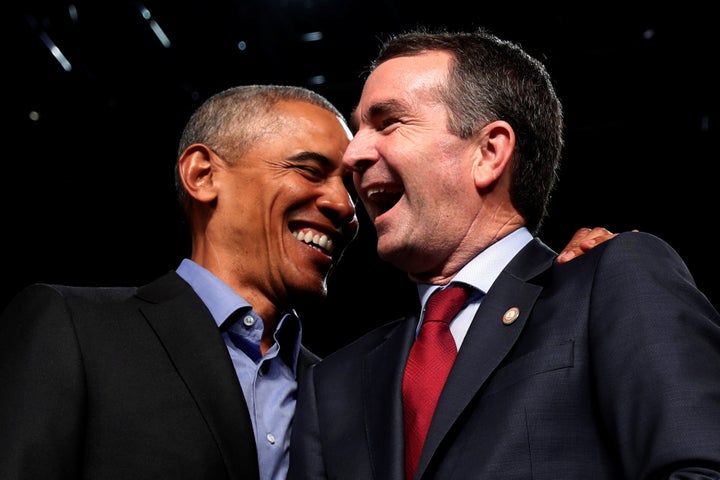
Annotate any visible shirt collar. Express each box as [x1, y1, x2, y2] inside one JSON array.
[[176, 258, 249, 329], [417, 227, 533, 304], [176, 258, 303, 370]]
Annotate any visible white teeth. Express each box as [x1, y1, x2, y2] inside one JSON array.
[[367, 188, 386, 199], [293, 229, 334, 253]]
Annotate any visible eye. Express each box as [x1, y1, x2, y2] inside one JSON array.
[[379, 117, 401, 132], [294, 165, 325, 181]]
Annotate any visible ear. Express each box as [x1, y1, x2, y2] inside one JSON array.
[[471, 120, 515, 189], [177, 144, 218, 203]]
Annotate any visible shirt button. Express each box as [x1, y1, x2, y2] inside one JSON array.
[[266, 433, 276, 444], [243, 315, 255, 327]]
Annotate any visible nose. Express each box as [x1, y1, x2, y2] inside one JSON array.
[[342, 128, 379, 173], [318, 176, 358, 237]]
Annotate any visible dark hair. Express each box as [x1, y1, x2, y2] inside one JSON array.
[[175, 84, 344, 210], [371, 27, 564, 234]]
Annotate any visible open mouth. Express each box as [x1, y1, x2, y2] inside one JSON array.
[[367, 187, 404, 216], [292, 228, 334, 255]]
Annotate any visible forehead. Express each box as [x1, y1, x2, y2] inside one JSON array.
[[242, 100, 352, 169], [352, 51, 451, 124], [371, 50, 451, 83], [273, 100, 349, 135], [262, 100, 351, 146]]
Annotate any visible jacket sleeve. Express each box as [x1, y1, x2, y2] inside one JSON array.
[[0, 284, 86, 480], [589, 232, 720, 478]]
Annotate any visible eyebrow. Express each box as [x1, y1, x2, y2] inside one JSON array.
[[288, 151, 332, 165], [288, 151, 351, 175], [350, 99, 405, 132]]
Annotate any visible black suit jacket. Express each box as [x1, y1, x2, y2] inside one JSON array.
[[288, 232, 720, 479], [0, 271, 319, 480]]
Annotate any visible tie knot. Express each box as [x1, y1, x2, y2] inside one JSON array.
[[424, 284, 472, 325]]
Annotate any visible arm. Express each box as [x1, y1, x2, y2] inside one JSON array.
[[0, 285, 85, 479], [589, 232, 720, 478]]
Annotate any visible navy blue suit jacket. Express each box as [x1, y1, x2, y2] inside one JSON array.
[[0, 271, 319, 479], [289, 232, 720, 479]]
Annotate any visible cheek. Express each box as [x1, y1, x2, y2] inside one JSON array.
[[393, 128, 457, 163], [279, 179, 315, 205], [270, 181, 317, 220]]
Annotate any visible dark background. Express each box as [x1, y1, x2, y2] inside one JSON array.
[[8, 1, 718, 356]]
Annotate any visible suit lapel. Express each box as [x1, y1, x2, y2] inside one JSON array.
[[137, 273, 258, 480], [363, 318, 416, 479], [418, 238, 555, 477]]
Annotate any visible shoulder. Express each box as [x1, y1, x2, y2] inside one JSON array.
[[569, 231, 708, 309], [1, 283, 141, 334], [605, 230, 678, 253], [556, 230, 687, 272], [4, 283, 134, 312], [0, 272, 192, 322], [593, 231, 690, 274]]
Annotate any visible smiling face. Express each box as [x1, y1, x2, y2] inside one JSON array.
[[193, 100, 358, 313], [344, 51, 485, 281]]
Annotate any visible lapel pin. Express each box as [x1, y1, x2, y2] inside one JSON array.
[[502, 307, 520, 325]]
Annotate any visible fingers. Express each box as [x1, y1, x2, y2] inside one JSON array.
[[556, 227, 618, 264], [578, 227, 617, 250]]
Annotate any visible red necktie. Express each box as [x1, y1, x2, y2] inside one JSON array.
[[402, 284, 471, 480]]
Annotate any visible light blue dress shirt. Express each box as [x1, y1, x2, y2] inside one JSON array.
[[176, 259, 301, 480]]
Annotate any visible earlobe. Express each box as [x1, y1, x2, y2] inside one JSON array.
[[177, 144, 217, 203], [472, 120, 515, 189]]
